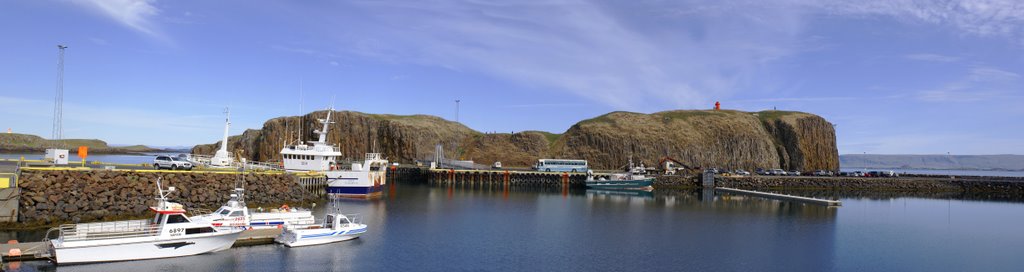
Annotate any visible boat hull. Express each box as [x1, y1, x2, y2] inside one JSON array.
[[326, 170, 387, 198], [585, 178, 655, 190], [52, 230, 242, 265], [275, 225, 367, 247]]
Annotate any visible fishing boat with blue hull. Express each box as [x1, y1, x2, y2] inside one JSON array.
[[325, 153, 388, 198], [585, 159, 655, 190]]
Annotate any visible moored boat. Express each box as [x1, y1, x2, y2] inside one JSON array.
[[191, 188, 315, 230], [585, 158, 655, 190], [45, 179, 242, 265], [325, 153, 388, 198], [275, 202, 367, 247], [279, 107, 389, 198]]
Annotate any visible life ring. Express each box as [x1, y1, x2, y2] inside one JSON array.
[[280, 204, 290, 211], [59, 154, 65, 159]]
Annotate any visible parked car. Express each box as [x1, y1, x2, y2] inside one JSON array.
[[707, 168, 722, 174], [733, 169, 751, 176], [492, 161, 503, 169], [812, 170, 833, 176], [154, 155, 193, 170], [787, 170, 801, 176], [853, 171, 865, 177], [755, 168, 768, 175], [769, 169, 787, 176]]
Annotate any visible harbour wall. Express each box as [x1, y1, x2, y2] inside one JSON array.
[[712, 176, 1024, 195], [16, 169, 317, 225]]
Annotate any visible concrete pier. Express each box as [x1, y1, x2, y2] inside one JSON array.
[[715, 187, 841, 206]]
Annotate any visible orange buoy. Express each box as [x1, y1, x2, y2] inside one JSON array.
[[9, 248, 21, 257]]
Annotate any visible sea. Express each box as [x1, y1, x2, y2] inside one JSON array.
[[3, 182, 1023, 271]]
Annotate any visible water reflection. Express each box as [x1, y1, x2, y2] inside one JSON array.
[[5, 182, 1024, 271]]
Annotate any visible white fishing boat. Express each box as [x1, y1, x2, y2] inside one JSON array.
[[280, 107, 389, 198], [275, 202, 367, 247], [191, 188, 315, 230], [45, 179, 242, 265], [280, 108, 343, 173]]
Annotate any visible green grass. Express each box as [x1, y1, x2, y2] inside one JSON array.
[[524, 131, 562, 143], [755, 110, 805, 121]]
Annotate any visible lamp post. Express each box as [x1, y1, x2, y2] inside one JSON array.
[[455, 99, 461, 123]]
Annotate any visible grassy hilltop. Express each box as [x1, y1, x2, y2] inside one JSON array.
[[193, 109, 839, 171]]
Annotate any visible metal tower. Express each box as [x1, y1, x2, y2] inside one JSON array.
[[52, 45, 67, 147]]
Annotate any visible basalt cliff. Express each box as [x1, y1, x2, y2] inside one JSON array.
[[192, 110, 839, 171]]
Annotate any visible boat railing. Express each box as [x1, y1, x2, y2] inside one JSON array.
[[342, 213, 362, 226], [55, 219, 161, 242], [191, 208, 214, 217]]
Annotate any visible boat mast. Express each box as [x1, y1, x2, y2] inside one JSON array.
[[314, 107, 333, 144]]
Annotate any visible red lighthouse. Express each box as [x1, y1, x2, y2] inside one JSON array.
[[714, 101, 720, 110]]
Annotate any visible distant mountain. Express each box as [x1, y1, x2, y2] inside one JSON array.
[[840, 154, 1024, 171], [0, 133, 166, 154]]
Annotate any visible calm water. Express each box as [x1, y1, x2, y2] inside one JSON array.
[[6, 183, 1024, 271]]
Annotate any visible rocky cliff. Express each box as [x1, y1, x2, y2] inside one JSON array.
[[193, 109, 838, 171], [0, 133, 163, 154]]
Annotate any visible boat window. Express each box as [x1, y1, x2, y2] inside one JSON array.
[[186, 227, 216, 235], [166, 214, 190, 224], [325, 215, 334, 229], [219, 209, 230, 216], [229, 211, 243, 217]]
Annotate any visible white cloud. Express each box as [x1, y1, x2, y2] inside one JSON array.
[[905, 53, 960, 62], [917, 66, 1021, 102], [808, 0, 1024, 38], [313, 1, 806, 110], [73, 0, 164, 39]]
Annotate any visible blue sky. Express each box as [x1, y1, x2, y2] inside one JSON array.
[[1, 0, 1022, 154]]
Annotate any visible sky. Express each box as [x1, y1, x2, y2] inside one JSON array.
[[0, 0, 1022, 154]]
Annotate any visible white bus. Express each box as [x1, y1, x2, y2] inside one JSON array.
[[533, 159, 589, 172]]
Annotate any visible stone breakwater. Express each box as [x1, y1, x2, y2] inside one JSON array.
[[713, 176, 1024, 195], [17, 170, 316, 225]]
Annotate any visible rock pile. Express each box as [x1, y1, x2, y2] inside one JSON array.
[[18, 170, 315, 224]]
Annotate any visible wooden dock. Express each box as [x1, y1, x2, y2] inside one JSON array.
[[715, 187, 842, 206], [0, 228, 286, 262], [427, 168, 609, 188]]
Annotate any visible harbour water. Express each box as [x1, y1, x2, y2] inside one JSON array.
[[5, 182, 1024, 271]]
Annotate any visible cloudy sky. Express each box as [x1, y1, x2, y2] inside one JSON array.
[[1, 0, 1022, 154]]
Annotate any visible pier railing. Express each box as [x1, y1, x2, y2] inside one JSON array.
[[51, 219, 160, 242]]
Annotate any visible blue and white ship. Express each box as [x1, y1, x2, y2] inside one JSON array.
[[280, 108, 388, 198]]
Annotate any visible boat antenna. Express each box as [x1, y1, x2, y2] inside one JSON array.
[[298, 78, 304, 145]]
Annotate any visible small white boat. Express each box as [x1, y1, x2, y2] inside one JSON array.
[[191, 188, 315, 230], [46, 179, 242, 265], [275, 204, 366, 247]]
